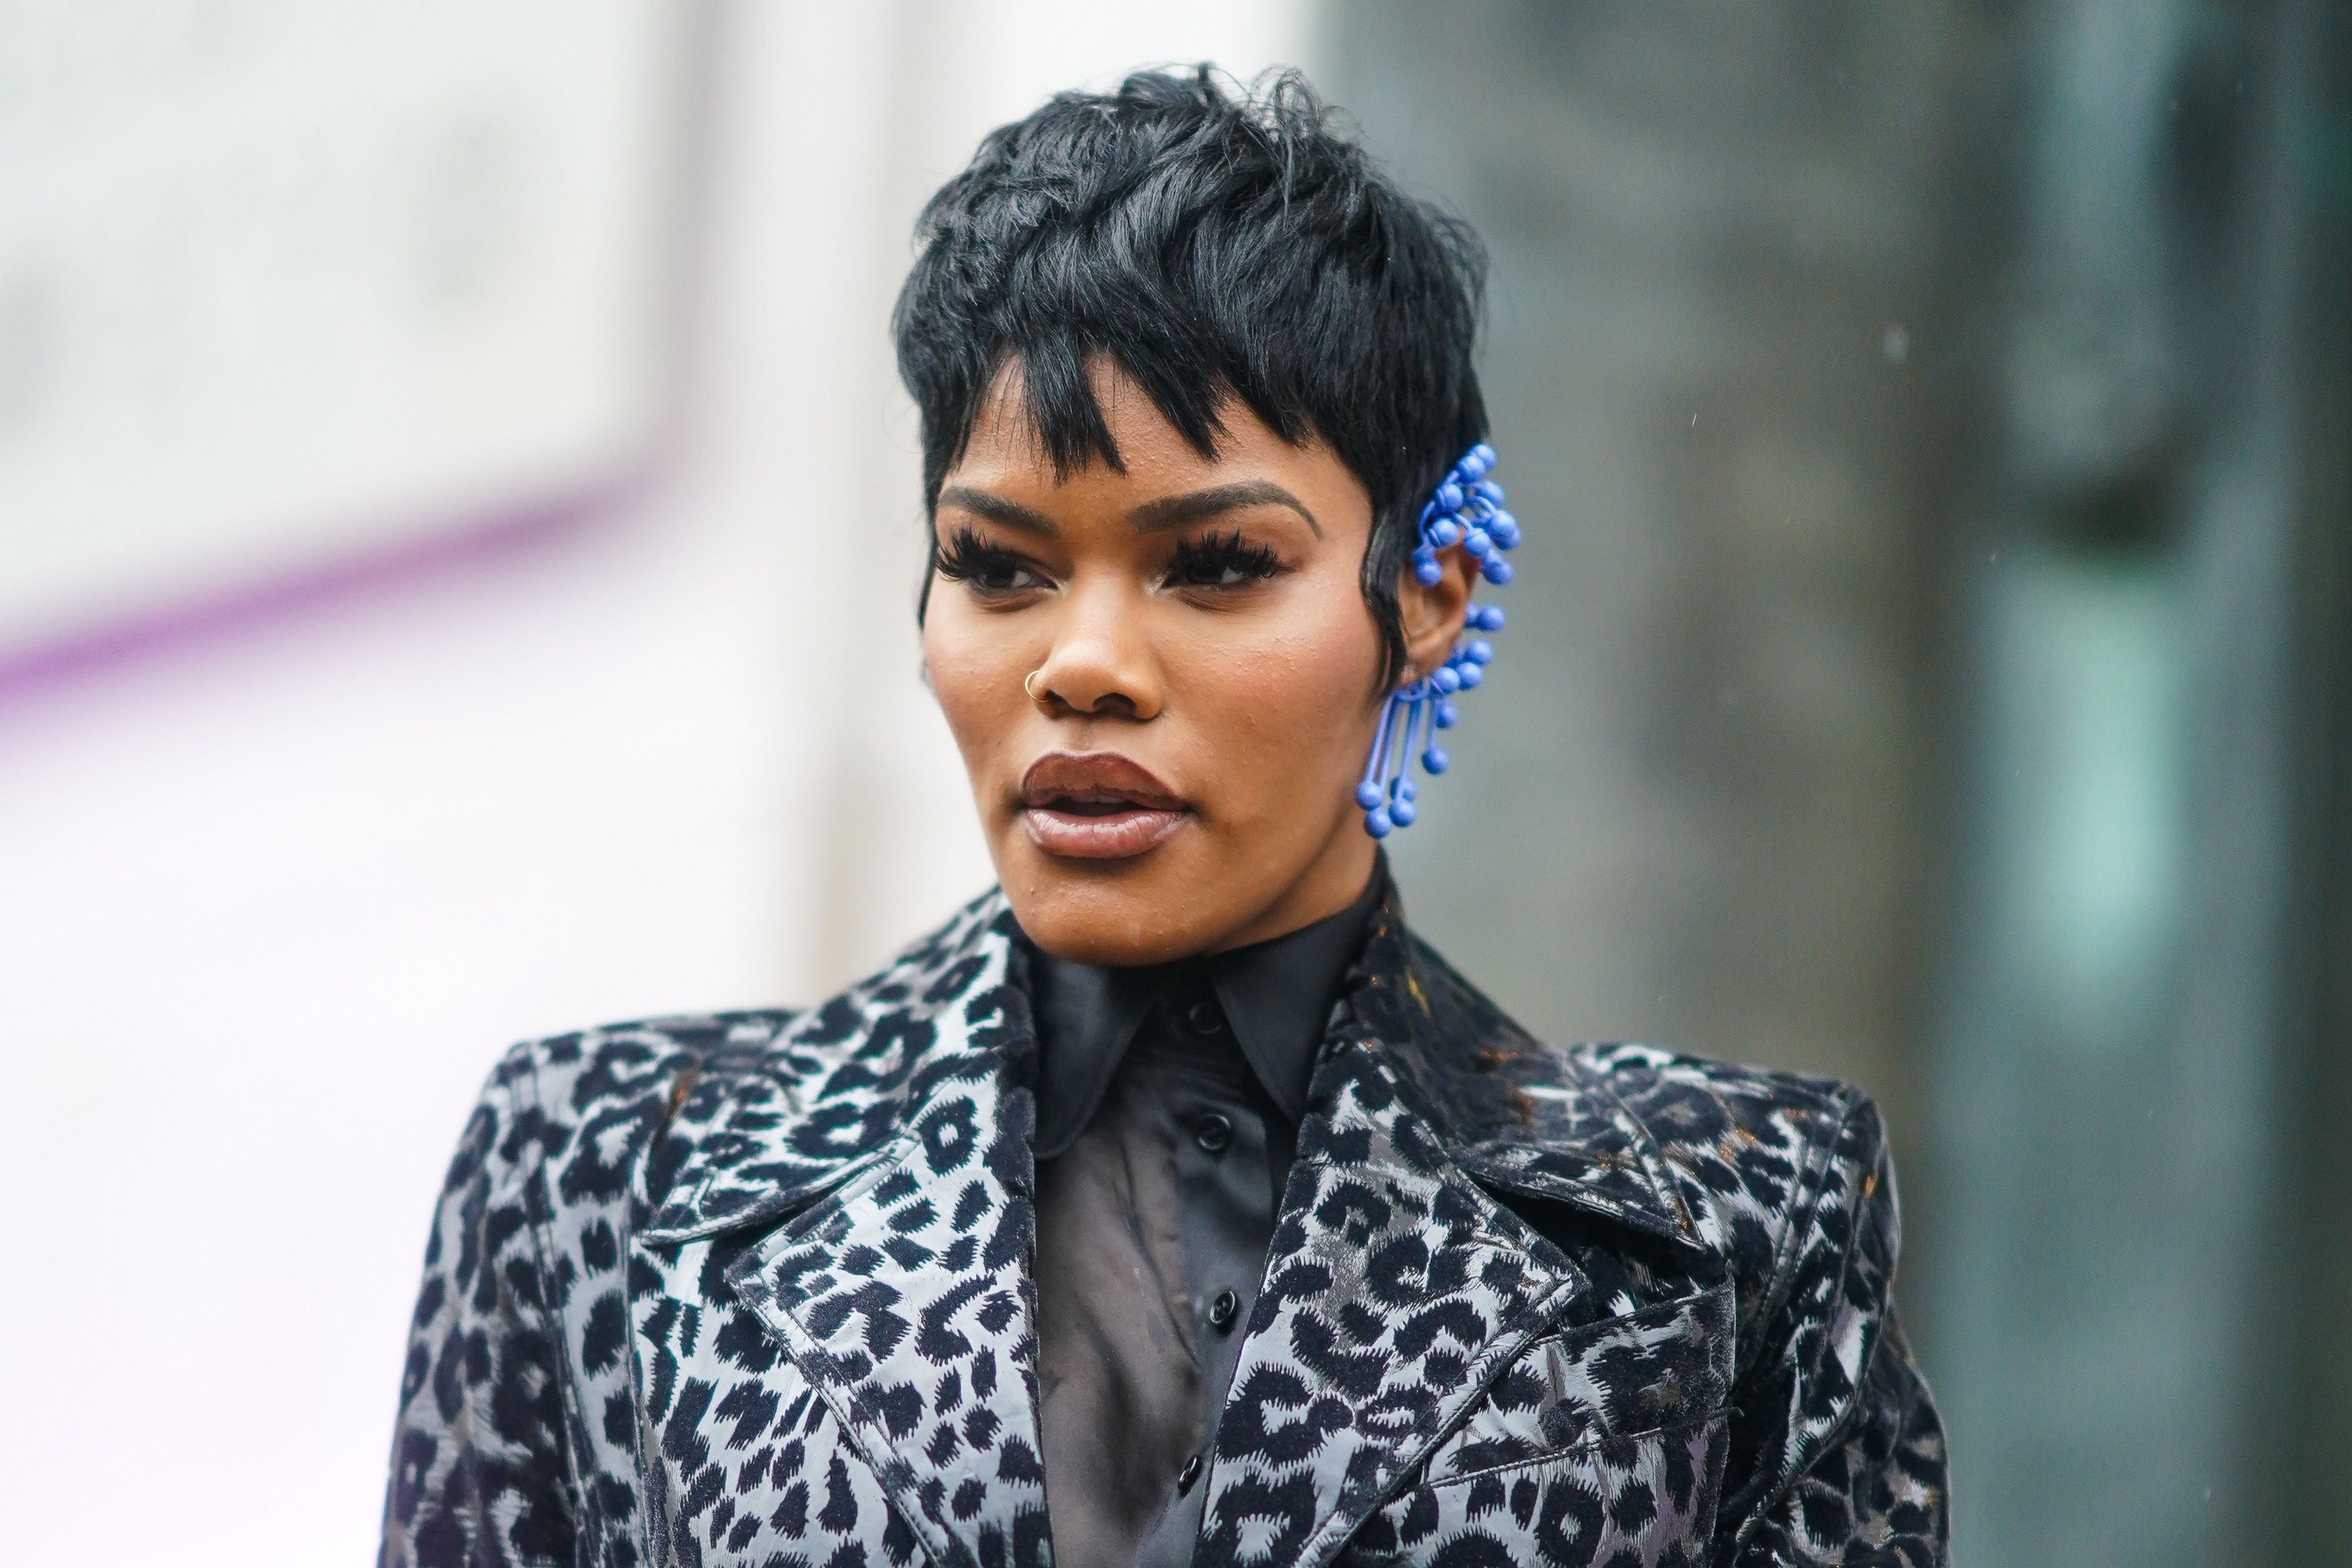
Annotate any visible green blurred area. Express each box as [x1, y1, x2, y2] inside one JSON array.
[[1327, 2, 2352, 1560]]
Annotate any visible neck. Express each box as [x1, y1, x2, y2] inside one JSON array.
[[1208, 830, 1379, 954]]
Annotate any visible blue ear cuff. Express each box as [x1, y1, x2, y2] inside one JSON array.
[[1356, 442, 1516, 839]]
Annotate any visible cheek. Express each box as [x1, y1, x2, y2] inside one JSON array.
[[923, 600, 1023, 765], [1180, 587, 1381, 810]]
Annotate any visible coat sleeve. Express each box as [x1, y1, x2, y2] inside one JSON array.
[[381, 1050, 581, 1568], [1718, 1094, 1950, 1566]]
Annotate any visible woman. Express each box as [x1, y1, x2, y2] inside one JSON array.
[[382, 69, 1948, 1567]]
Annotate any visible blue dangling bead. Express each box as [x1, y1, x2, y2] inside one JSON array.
[[1355, 442, 1522, 838]]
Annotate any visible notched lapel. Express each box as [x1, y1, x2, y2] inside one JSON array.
[[1452, 1080, 1699, 1254], [630, 894, 1055, 1568], [637, 895, 1020, 1246], [1191, 891, 1718, 1568], [724, 1089, 1051, 1568], [1197, 1036, 1591, 1568], [1368, 912, 1703, 1256]]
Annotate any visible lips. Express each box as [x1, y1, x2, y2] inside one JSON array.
[[1018, 751, 1191, 860]]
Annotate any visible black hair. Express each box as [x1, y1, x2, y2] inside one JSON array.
[[892, 65, 1488, 687]]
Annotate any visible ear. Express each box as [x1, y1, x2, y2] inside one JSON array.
[[1395, 543, 1479, 683]]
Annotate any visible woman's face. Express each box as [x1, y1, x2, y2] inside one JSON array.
[[923, 362, 1472, 965]]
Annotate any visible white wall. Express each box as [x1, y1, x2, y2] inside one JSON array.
[[0, 3, 1314, 1561]]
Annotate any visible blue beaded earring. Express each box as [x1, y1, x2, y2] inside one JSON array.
[[1355, 442, 1517, 838]]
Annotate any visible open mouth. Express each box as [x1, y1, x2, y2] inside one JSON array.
[[1018, 753, 1191, 860]]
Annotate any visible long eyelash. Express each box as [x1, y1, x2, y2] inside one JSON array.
[[933, 524, 1028, 583], [1167, 529, 1281, 584]]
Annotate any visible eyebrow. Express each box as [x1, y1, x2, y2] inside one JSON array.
[[936, 486, 1057, 535], [933, 479, 1322, 540], [1128, 480, 1321, 537]]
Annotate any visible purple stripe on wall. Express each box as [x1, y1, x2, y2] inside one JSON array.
[[0, 467, 656, 716]]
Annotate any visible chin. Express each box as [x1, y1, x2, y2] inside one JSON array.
[[993, 804, 1371, 965], [996, 834, 1227, 965]]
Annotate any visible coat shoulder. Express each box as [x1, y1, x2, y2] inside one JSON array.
[[493, 1008, 800, 1127], [1541, 1041, 1900, 1347], [1571, 1039, 1873, 1183], [459, 1009, 800, 1231], [454, 890, 1017, 1247], [1402, 934, 1885, 1258], [1402, 932, 1895, 1292]]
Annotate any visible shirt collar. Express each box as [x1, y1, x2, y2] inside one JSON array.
[[1022, 859, 1389, 1158]]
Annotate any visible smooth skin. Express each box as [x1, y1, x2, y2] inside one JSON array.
[[923, 359, 1478, 965]]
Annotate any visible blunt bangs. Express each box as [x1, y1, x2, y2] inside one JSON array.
[[893, 65, 1489, 682]]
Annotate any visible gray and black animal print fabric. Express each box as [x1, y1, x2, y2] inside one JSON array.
[[381, 887, 1948, 1566]]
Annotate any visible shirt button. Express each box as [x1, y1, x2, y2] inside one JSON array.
[[1178, 1453, 1202, 1494], [1208, 1288, 1240, 1331], [1194, 1111, 1233, 1154], [1182, 998, 1224, 1035]]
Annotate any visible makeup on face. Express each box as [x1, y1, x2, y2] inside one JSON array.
[[1018, 751, 1191, 860], [921, 362, 1405, 962]]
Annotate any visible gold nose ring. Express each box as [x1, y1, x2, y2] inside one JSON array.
[[1023, 670, 1048, 706]]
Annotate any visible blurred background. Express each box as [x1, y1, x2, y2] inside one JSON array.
[[1, 1, 2344, 1562]]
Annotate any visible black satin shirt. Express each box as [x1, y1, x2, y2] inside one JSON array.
[[1022, 869, 1383, 1568]]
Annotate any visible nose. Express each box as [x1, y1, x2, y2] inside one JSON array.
[[1029, 579, 1162, 721]]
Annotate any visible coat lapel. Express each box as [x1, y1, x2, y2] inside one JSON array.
[[629, 885, 1704, 1568], [637, 894, 1052, 1568], [1196, 1041, 1589, 1568], [1194, 892, 1705, 1568], [1381, 936, 1704, 1257]]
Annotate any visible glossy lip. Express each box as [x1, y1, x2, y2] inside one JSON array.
[[1018, 751, 1191, 860]]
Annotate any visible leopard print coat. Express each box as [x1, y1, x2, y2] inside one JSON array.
[[380, 887, 1947, 1566]]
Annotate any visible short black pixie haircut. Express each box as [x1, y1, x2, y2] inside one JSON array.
[[893, 66, 1488, 687]]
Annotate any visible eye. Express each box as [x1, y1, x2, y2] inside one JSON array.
[[934, 526, 1051, 596], [1163, 529, 1284, 591]]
